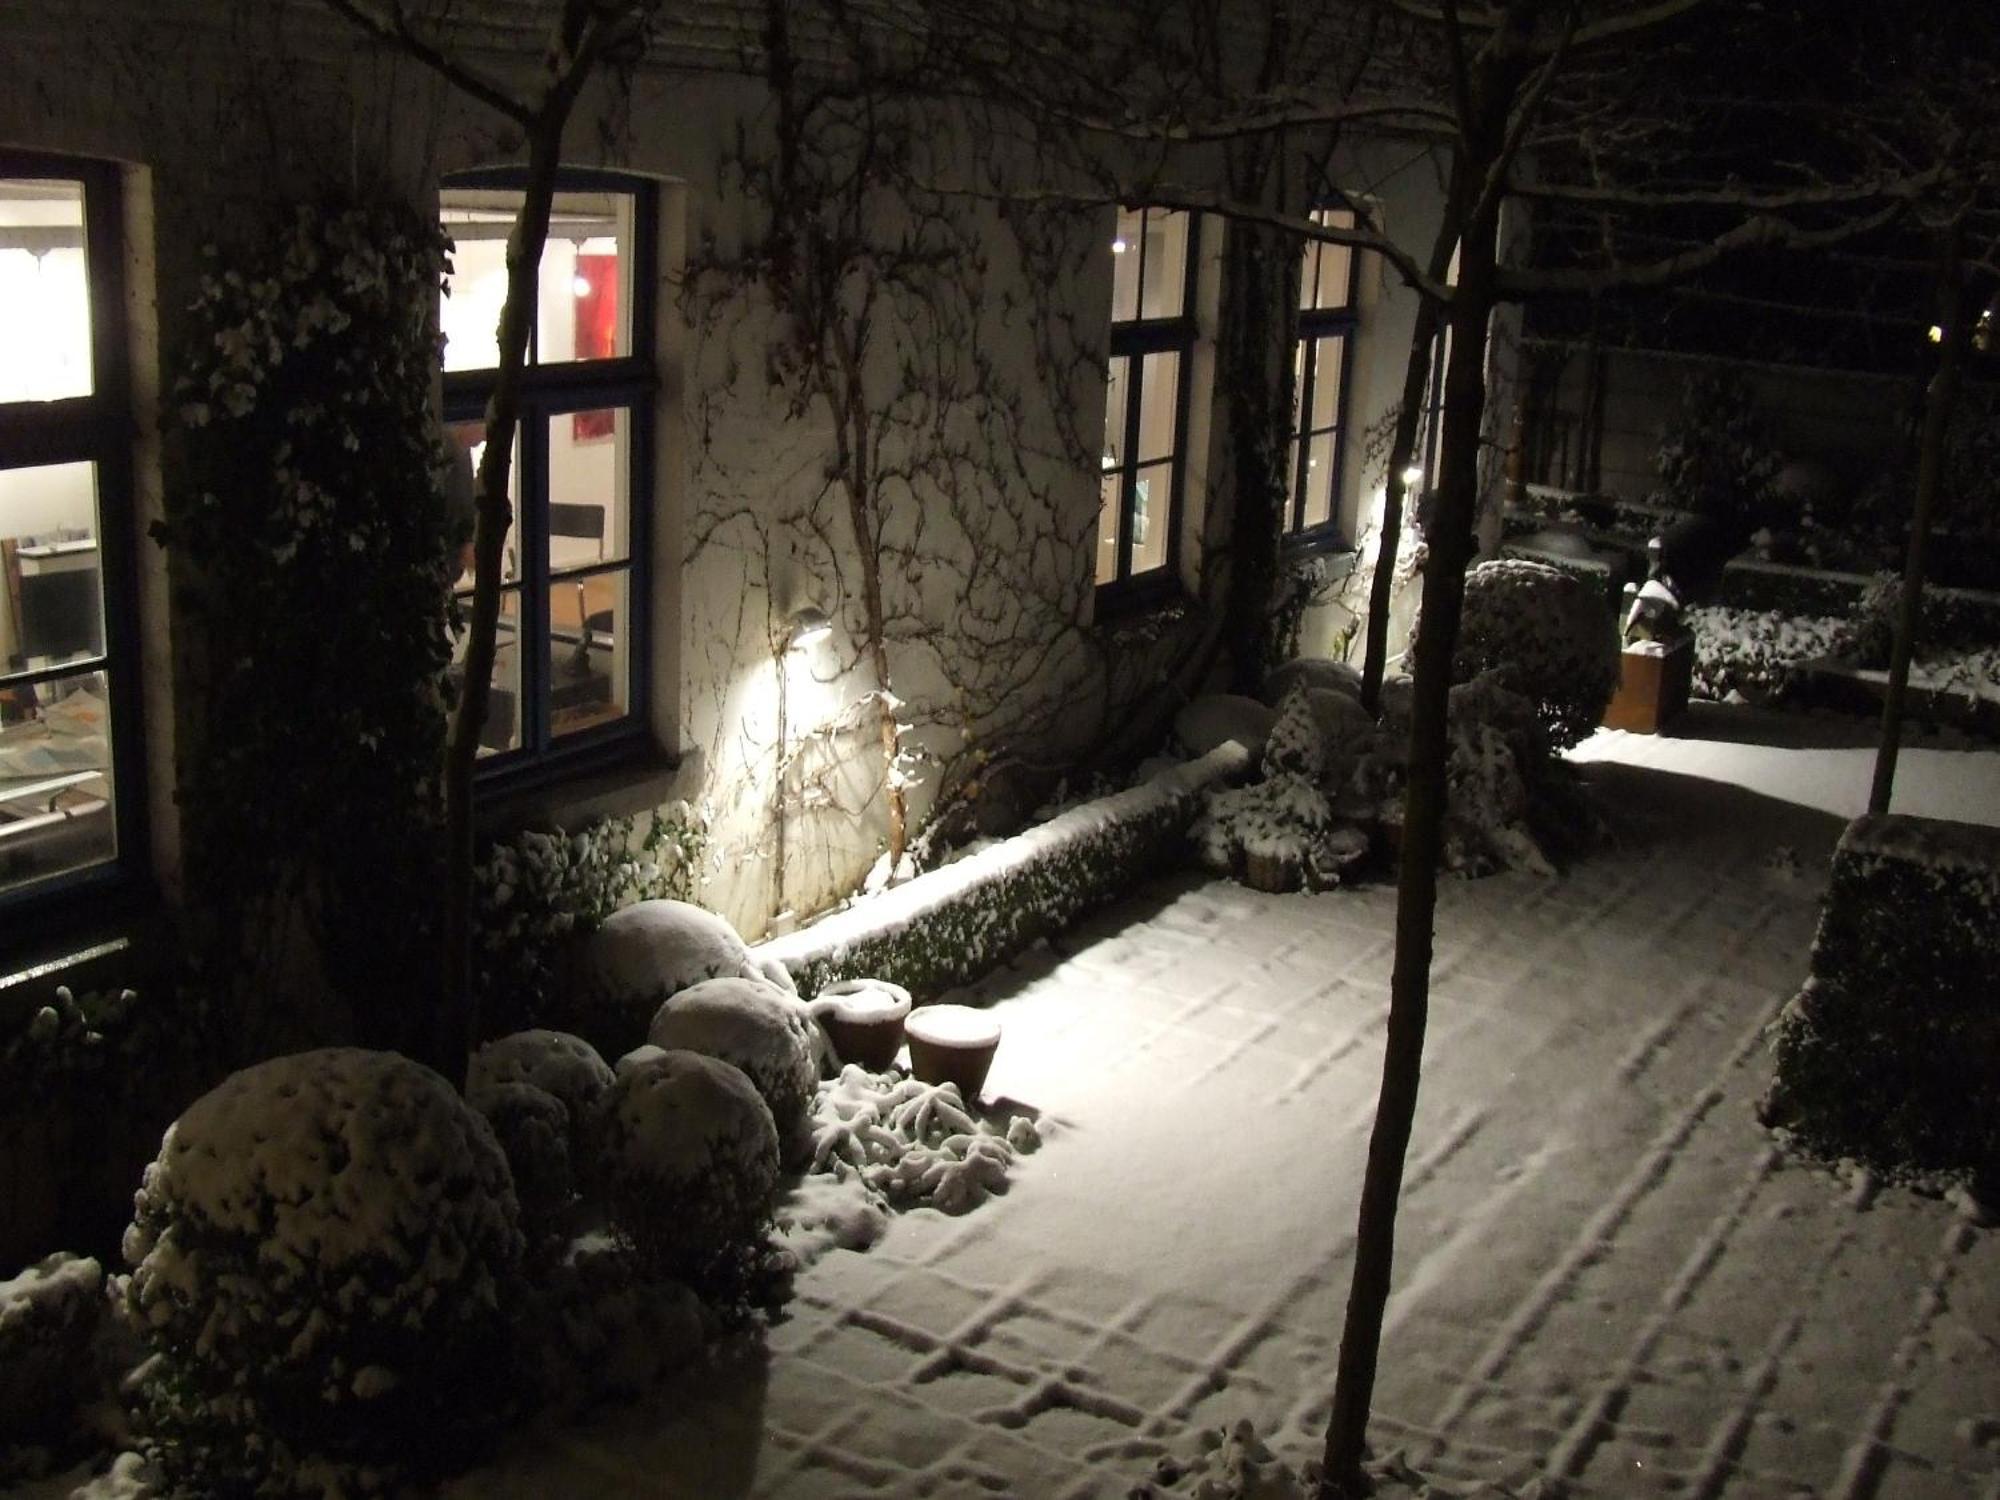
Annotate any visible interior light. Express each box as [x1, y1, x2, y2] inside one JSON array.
[[1110, 238, 1129, 254], [1927, 324, 1944, 344], [1402, 464, 1426, 489], [572, 274, 593, 298]]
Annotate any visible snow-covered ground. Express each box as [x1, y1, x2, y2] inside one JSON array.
[[429, 709, 1999, 1499]]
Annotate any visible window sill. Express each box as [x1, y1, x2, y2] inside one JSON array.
[[1092, 578, 1193, 643], [475, 741, 687, 840], [1281, 533, 1358, 576], [0, 869, 170, 1020]]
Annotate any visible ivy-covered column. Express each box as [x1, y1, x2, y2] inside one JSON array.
[[157, 201, 457, 1056]]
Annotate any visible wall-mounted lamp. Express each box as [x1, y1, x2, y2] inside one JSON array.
[[1401, 463, 1426, 490], [786, 605, 833, 650]]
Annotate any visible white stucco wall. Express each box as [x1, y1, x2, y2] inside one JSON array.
[[1, 3, 1466, 942]]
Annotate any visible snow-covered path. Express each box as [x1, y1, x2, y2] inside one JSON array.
[[457, 730, 2000, 1499]]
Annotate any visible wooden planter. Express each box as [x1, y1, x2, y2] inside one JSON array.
[[1603, 637, 1693, 734]]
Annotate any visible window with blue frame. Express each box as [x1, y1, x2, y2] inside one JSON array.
[[439, 171, 656, 780], [1287, 206, 1358, 543], [1097, 206, 1200, 599], [0, 153, 145, 909]]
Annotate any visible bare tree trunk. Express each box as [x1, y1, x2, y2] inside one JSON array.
[[1360, 296, 1442, 714], [1321, 212, 1496, 1493], [1870, 223, 1965, 816], [437, 125, 566, 1083]]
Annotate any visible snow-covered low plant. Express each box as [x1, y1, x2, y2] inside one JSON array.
[[1685, 604, 1846, 703], [595, 1049, 782, 1299], [466, 1029, 616, 1251], [1424, 558, 1618, 750], [802, 1064, 1039, 1216], [120, 1049, 522, 1496], [1193, 688, 1371, 892]]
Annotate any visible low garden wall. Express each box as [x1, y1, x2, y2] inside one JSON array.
[[756, 743, 1251, 1001], [1764, 813, 2000, 1176]]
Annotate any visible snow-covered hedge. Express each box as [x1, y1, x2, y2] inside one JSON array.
[[1426, 558, 1617, 750], [121, 1049, 522, 1495], [1763, 814, 2000, 1176], [758, 743, 1251, 1000], [467, 1029, 617, 1250]]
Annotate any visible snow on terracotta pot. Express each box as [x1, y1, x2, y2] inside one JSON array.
[[813, 978, 912, 1072], [903, 1004, 1003, 1103]]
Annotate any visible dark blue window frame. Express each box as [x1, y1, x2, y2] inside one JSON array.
[[0, 151, 149, 930], [1287, 207, 1359, 552], [440, 167, 659, 795]]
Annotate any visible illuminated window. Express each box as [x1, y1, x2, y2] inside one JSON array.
[[1287, 206, 1358, 542], [1097, 207, 1199, 599], [0, 154, 144, 910], [440, 170, 656, 780], [1412, 243, 1463, 494]]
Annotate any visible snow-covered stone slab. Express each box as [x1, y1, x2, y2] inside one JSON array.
[[755, 743, 1250, 1000]]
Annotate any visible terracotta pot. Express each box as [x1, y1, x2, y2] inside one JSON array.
[[903, 1004, 1003, 1102], [816, 978, 912, 1072]]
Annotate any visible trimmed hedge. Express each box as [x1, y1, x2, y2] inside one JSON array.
[[1763, 814, 2000, 1175], [1719, 557, 1869, 617], [757, 744, 1251, 1000]]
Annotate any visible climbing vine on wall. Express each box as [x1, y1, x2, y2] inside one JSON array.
[[156, 200, 458, 1052]]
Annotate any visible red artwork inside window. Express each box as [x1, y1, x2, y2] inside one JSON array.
[[572, 252, 618, 440]]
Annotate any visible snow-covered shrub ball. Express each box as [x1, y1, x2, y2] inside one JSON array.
[[121, 1048, 521, 1492], [595, 1049, 780, 1286], [468, 1028, 614, 1139], [469, 1081, 574, 1245], [571, 899, 780, 1059], [647, 977, 820, 1158], [1263, 655, 1362, 705], [1174, 693, 1279, 758], [1426, 558, 1616, 749]]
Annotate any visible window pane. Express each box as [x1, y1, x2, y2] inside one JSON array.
[[1309, 334, 1345, 433], [447, 422, 519, 590], [1134, 351, 1180, 464], [1101, 355, 1130, 470], [1288, 434, 1307, 529], [549, 569, 628, 738], [1, 461, 103, 674], [547, 407, 632, 573], [441, 188, 636, 370], [539, 192, 634, 364], [451, 589, 522, 756], [0, 179, 91, 402], [1128, 460, 1173, 577], [1303, 431, 1338, 531], [0, 666, 115, 895], [1110, 207, 1144, 324], [1137, 210, 1191, 320], [1095, 471, 1121, 586], [1302, 207, 1355, 312]]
